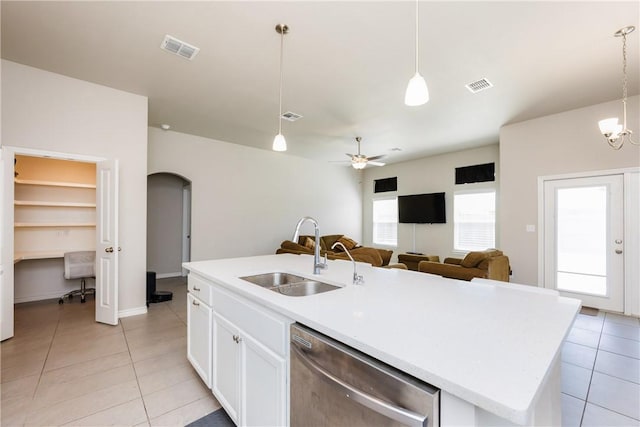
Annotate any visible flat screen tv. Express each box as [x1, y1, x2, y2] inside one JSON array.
[[398, 192, 446, 224]]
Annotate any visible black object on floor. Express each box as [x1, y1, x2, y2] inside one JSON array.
[[151, 290, 173, 303], [146, 271, 156, 307], [186, 408, 235, 427]]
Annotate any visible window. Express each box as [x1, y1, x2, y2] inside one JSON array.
[[373, 198, 397, 246], [454, 190, 496, 251]]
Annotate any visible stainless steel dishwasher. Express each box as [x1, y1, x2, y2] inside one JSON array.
[[290, 323, 440, 427]]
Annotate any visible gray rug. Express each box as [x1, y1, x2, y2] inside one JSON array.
[[186, 408, 235, 427]]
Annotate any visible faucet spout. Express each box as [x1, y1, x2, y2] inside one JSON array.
[[331, 242, 364, 285], [292, 217, 327, 275]]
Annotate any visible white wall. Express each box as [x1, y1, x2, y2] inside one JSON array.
[[362, 145, 500, 261], [500, 96, 640, 288], [147, 173, 186, 276], [148, 127, 362, 261], [1, 60, 148, 313]]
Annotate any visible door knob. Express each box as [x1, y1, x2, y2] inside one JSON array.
[[105, 247, 114, 253], [615, 249, 623, 254]]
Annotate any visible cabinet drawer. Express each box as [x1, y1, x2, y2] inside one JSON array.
[[188, 274, 213, 306], [212, 286, 288, 357]]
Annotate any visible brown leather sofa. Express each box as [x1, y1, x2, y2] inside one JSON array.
[[276, 234, 393, 267], [418, 249, 510, 282]]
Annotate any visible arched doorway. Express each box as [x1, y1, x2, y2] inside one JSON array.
[[147, 173, 192, 278]]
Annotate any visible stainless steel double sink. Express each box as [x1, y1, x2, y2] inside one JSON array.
[[240, 272, 340, 297]]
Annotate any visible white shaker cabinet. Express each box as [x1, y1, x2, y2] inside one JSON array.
[[188, 273, 291, 427], [187, 275, 213, 387], [212, 310, 287, 427], [212, 312, 240, 423]]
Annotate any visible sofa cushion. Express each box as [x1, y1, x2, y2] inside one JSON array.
[[321, 234, 343, 251], [460, 251, 487, 268], [280, 240, 312, 253], [461, 249, 503, 268], [335, 236, 358, 251], [303, 237, 316, 250]]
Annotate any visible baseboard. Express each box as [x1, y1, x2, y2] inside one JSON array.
[[118, 306, 147, 318], [15, 290, 72, 304], [156, 272, 183, 279]]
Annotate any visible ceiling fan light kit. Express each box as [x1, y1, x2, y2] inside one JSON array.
[[405, 0, 429, 106], [598, 25, 636, 150], [272, 24, 289, 152], [348, 137, 386, 169]]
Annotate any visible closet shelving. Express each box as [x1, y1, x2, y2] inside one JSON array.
[[14, 177, 96, 262]]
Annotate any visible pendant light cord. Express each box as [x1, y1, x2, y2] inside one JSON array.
[[278, 29, 284, 135], [621, 32, 628, 129], [414, 0, 419, 73]]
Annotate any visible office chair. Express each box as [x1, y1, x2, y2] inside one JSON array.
[[59, 251, 96, 304]]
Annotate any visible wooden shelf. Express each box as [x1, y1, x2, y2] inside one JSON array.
[[15, 222, 96, 228], [14, 178, 96, 189], [15, 200, 96, 208]]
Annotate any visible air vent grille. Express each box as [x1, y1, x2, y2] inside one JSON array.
[[465, 78, 493, 93], [281, 111, 303, 122], [160, 35, 200, 60]]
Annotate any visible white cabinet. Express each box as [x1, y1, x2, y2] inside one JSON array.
[[212, 312, 240, 422], [187, 276, 213, 388], [241, 329, 287, 426], [212, 311, 287, 427], [182, 276, 291, 427]]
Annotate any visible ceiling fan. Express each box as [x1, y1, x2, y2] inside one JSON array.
[[346, 137, 386, 169]]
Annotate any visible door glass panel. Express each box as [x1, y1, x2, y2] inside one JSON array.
[[556, 186, 607, 296]]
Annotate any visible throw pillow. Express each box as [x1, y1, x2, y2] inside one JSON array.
[[303, 237, 316, 250], [336, 236, 358, 251], [460, 251, 487, 268]]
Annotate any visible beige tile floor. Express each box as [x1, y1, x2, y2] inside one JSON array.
[[0, 277, 221, 427]]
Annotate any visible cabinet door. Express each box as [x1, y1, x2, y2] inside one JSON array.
[[212, 312, 240, 424], [241, 332, 287, 427], [187, 294, 212, 388]]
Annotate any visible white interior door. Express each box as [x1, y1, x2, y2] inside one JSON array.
[[544, 175, 624, 311], [0, 149, 15, 340], [96, 159, 119, 325]]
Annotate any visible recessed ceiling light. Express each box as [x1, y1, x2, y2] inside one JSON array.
[[391, 147, 402, 152]]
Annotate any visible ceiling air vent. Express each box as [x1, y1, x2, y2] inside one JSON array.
[[281, 111, 303, 122], [160, 35, 200, 60], [465, 78, 493, 93]]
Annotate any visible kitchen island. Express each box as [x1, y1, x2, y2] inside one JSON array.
[[184, 254, 580, 426]]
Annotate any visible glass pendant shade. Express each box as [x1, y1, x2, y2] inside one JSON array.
[[598, 118, 620, 136], [273, 133, 287, 152], [405, 72, 429, 106]]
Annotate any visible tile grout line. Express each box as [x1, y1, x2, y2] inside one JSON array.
[[578, 312, 606, 427], [121, 316, 154, 426]]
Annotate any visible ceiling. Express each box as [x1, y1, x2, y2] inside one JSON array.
[[2, 1, 638, 166]]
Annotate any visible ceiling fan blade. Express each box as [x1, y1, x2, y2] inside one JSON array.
[[366, 155, 386, 162], [345, 153, 355, 158], [368, 161, 386, 167]]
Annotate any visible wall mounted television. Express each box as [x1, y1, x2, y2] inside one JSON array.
[[398, 192, 446, 224]]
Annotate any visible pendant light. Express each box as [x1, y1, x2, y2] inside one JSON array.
[[598, 25, 637, 150], [273, 24, 289, 152], [404, 0, 429, 106]]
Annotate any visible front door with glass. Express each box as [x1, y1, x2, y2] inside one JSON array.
[[543, 175, 624, 311]]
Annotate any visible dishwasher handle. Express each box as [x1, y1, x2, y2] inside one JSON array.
[[291, 344, 427, 427]]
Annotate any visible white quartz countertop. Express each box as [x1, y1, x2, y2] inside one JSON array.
[[184, 254, 580, 425]]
